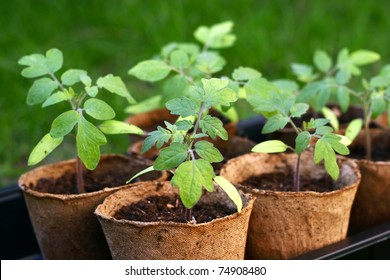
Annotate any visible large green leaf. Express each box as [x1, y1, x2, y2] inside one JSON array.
[[76, 116, 107, 170], [194, 141, 223, 163], [84, 98, 115, 120], [295, 131, 311, 154], [128, 60, 171, 82], [314, 50, 332, 73], [252, 140, 287, 153], [171, 159, 215, 209], [26, 78, 58, 105], [154, 143, 188, 170], [61, 69, 87, 86], [99, 120, 144, 135], [97, 74, 135, 103], [166, 97, 199, 117], [28, 133, 63, 166], [214, 176, 242, 212], [199, 115, 228, 140], [261, 115, 289, 134], [232, 67, 261, 81], [50, 110, 79, 138]]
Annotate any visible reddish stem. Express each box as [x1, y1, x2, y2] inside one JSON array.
[[294, 154, 301, 192], [76, 156, 85, 194]]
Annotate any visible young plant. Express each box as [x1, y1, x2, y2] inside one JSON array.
[[127, 21, 239, 121], [129, 78, 242, 221], [292, 49, 387, 160], [244, 77, 351, 191], [19, 48, 143, 193]]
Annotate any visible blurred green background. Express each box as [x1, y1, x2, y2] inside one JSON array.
[[1, 0, 390, 187]]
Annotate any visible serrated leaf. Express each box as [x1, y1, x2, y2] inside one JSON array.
[[154, 143, 188, 170], [76, 116, 107, 170], [141, 128, 171, 154], [337, 87, 350, 113], [50, 110, 79, 138], [46, 48, 63, 73], [128, 60, 171, 82], [99, 120, 144, 135], [232, 67, 261, 81], [97, 74, 135, 103], [199, 115, 228, 140], [321, 107, 339, 131], [26, 78, 58, 105], [171, 159, 215, 209], [196, 51, 226, 74], [290, 103, 309, 118], [84, 98, 115, 120], [170, 50, 190, 69], [214, 176, 242, 212], [314, 50, 332, 72], [205, 87, 237, 109], [273, 79, 299, 95], [262, 115, 289, 134], [295, 131, 311, 154], [349, 50, 380, 66], [61, 69, 87, 86], [175, 120, 193, 132], [195, 141, 223, 163], [252, 140, 287, 153], [28, 133, 63, 166], [42, 91, 69, 107], [166, 97, 198, 117], [194, 21, 236, 49]]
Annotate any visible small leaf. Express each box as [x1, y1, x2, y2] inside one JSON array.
[[314, 118, 330, 128], [337, 134, 352, 146], [61, 69, 87, 86], [175, 120, 193, 132], [97, 74, 135, 103], [337, 87, 350, 113], [295, 131, 311, 154], [314, 50, 332, 72], [232, 67, 261, 81], [199, 115, 228, 140], [335, 70, 351, 85], [46, 48, 63, 73], [170, 50, 190, 69], [290, 103, 309, 118], [314, 139, 326, 164], [196, 51, 226, 74], [316, 126, 333, 135], [261, 115, 289, 134], [84, 98, 115, 120], [214, 176, 242, 212], [42, 91, 69, 107], [291, 63, 315, 82], [252, 140, 287, 153], [154, 143, 188, 170], [171, 160, 215, 209], [195, 141, 223, 163], [26, 78, 58, 105], [349, 50, 380, 66], [99, 120, 144, 135], [127, 166, 155, 183], [345, 119, 363, 142], [18, 53, 49, 78], [141, 128, 171, 154], [371, 98, 386, 119], [128, 60, 171, 82], [85, 86, 98, 97], [321, 107, 339, 131], [161, 75, 189, 104], [323, 134, 350, 155], [166, 97, 198, 117], [50, 110, 79, 138], [28, 133, 63, 166], [194, 21, 236, 49]]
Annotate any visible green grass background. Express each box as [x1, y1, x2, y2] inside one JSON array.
[[1, 0, 390, 187]]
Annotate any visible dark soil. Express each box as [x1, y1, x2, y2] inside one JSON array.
[[348, 147, 390, 161], [241, 171, 336, 192], [30, 170, 135, 195], [114, 194, 236, 224]]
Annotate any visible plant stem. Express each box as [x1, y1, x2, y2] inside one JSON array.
[[294, 154, 301, 192], [363, 105, 372, 161], [76, 156, 85, 194], [185, 208, 192, 222]]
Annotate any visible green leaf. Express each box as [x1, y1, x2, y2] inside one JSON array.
[[371, 98, 386, 119], [314, 139, 327, 164], [291, 63, 315, 82], [128, 60, 171, 82], [18, 53, 49, 78], [345, 119, 363, 142], [335, 70, 351, 85], [97, 74, 135, 103], [85, 86, 98, 97], [323, 134, 350, 155], [61, 69, 87, 86], [337, 87, 350, 113], [99, 120, 144, 135], [349, 50, 380, 66], [245, 78, 279, 113], [214, 176, 242, 212], [84, 98, 115, 120], [175, 120, 193, 132], [171, 159, 215, 209], [166, 97, 198, 117], [195, 141, 223, 163], [290, 103, 309, 118], [141, 128, 171, 153], [170, 50, 190, 69], [76, 116, 107, 170], [196, 51, 226, 74], [314, 118, 330, 128], [28, 133, 63, 166], [232, 67, 261, 81], [199, 115, 228, 140], [262, 115, 289, 134], [26, 78, 58, 105], [297, 81, 326, 103], [194, 21, 236, 49], [314, 139, 340, 180], [314, 50, 332, 73], [125, 96, 162, 115], [50, 110, 79, 138], [154, 143, 188, 170], [46, 48, 63, 73], [127, 166, 155, 183], [80, 73, 92, 87], [314, 88, 331, 111], [161, 75, 189, 104], [315, 126, 333, 135], [321, 107, 339, 131], [295, 131, 311, 154], [252, 140, 287, 153], [42, 91, 70, 107]]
